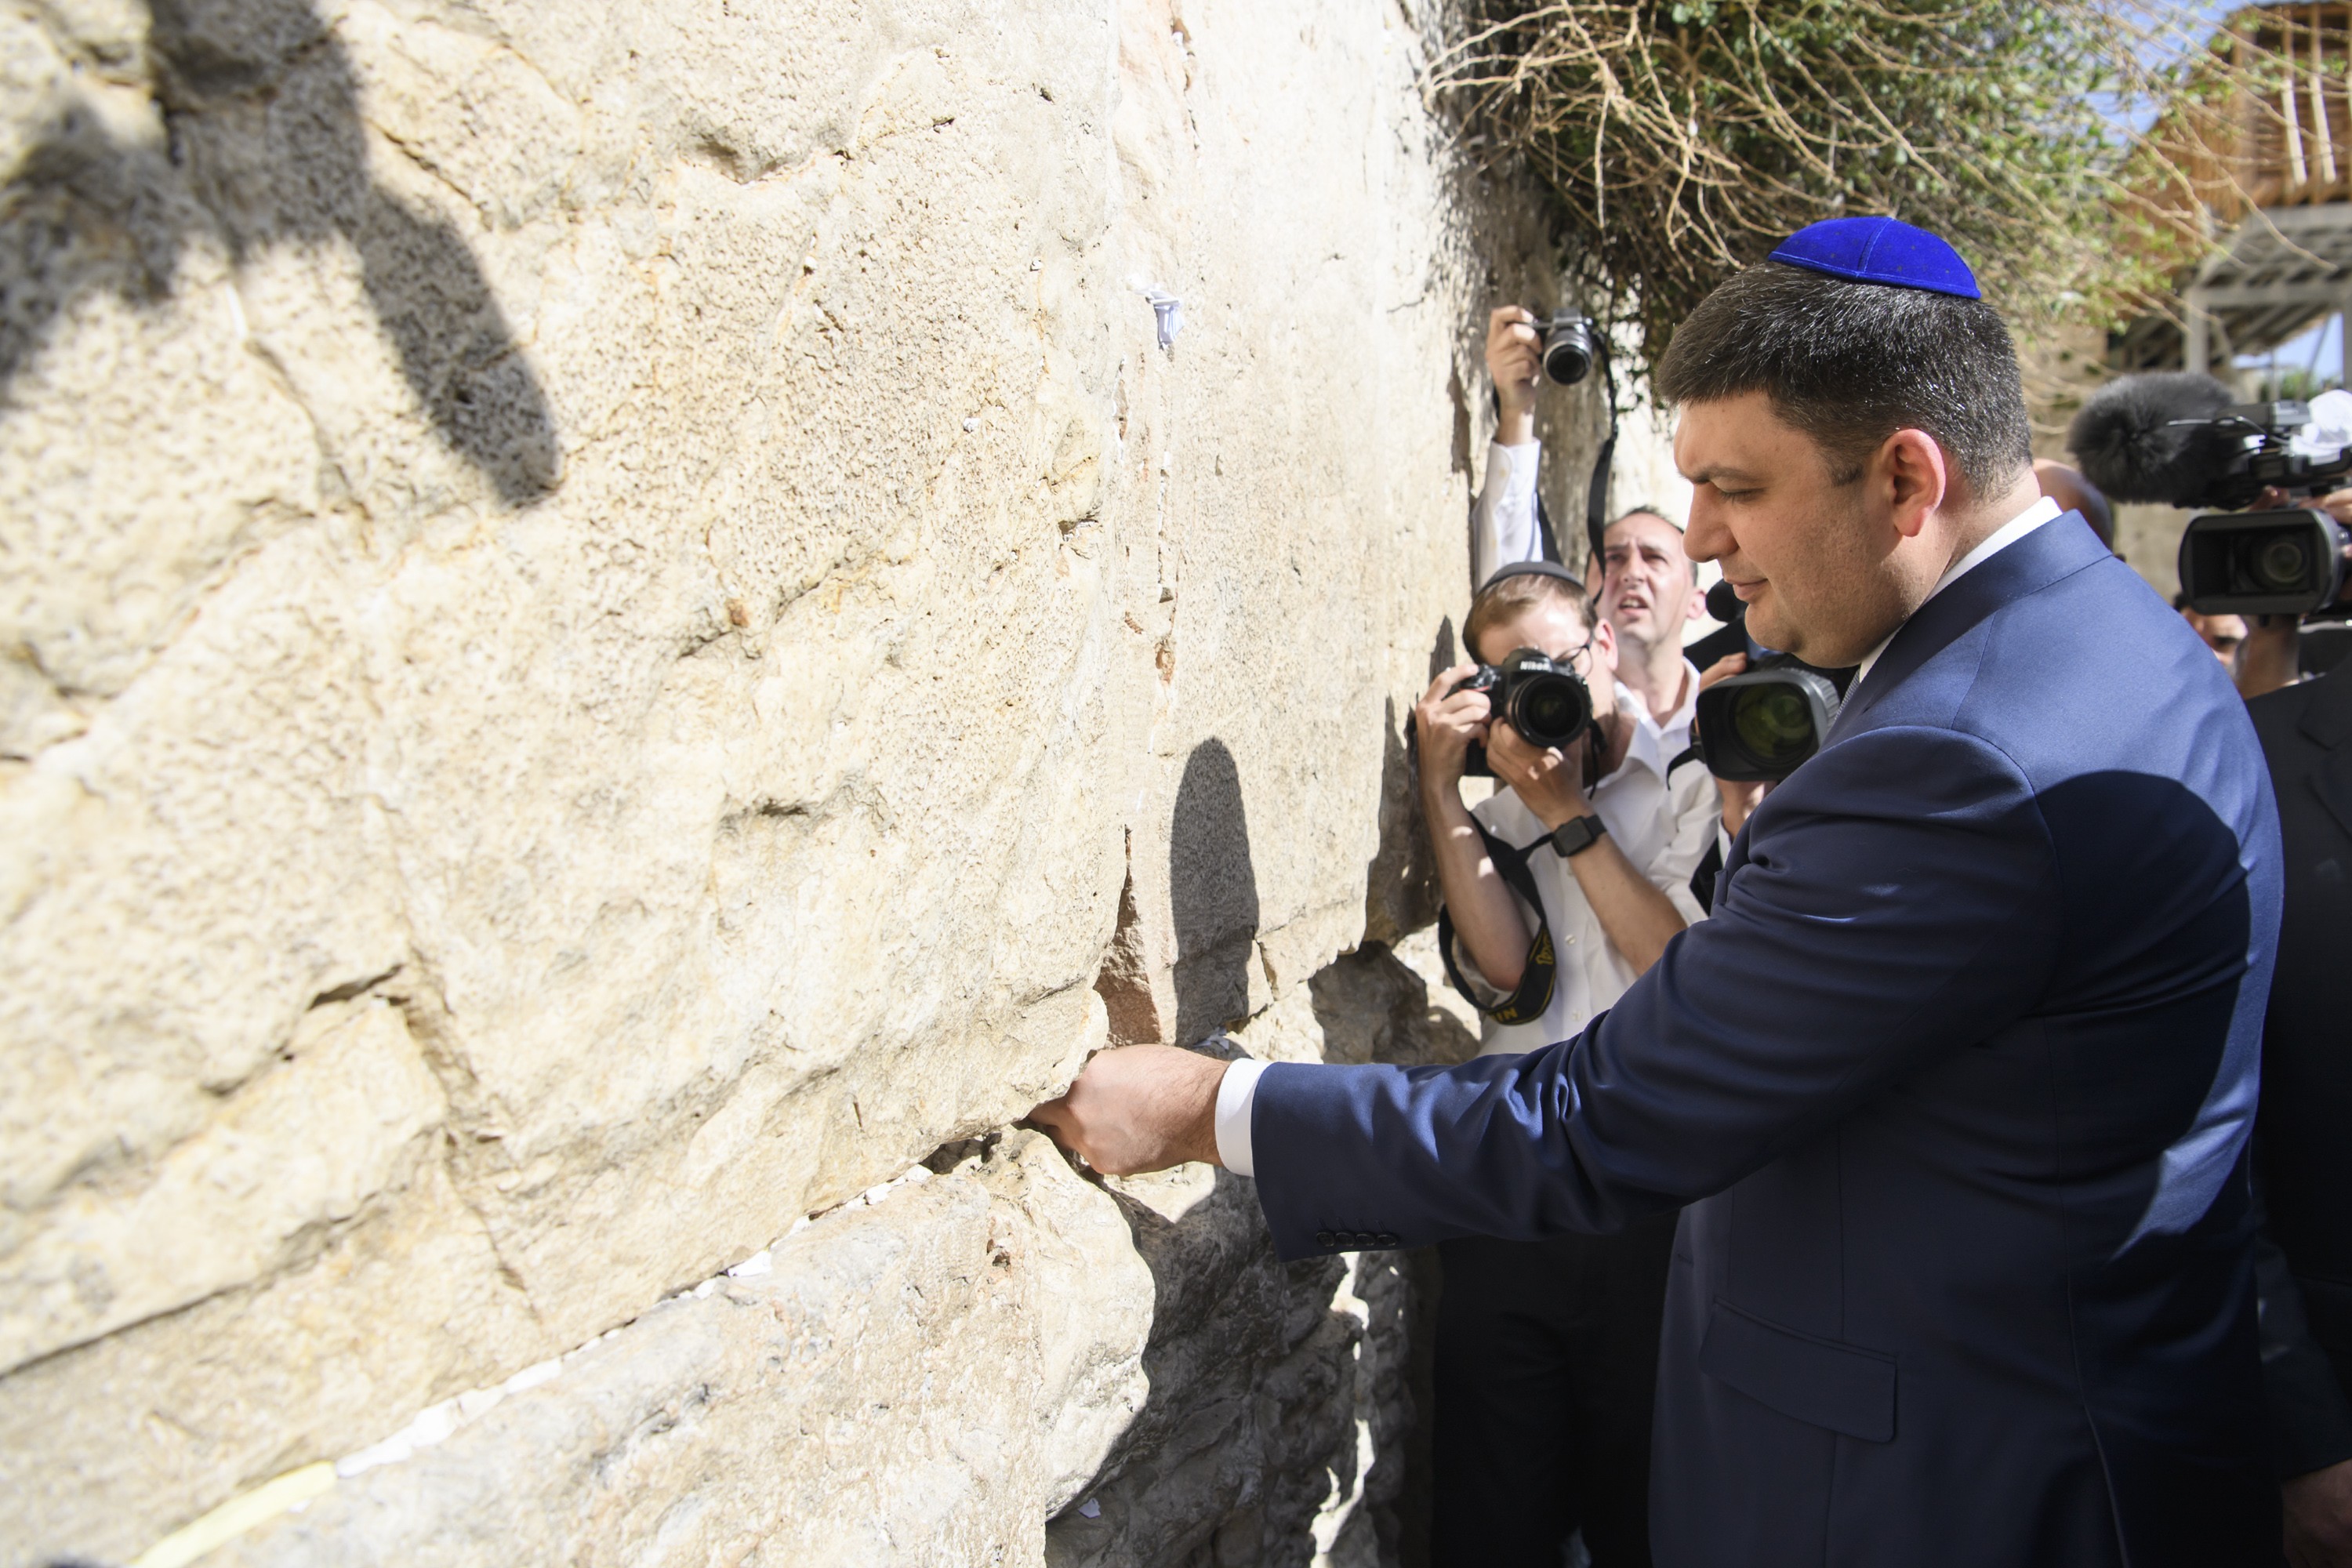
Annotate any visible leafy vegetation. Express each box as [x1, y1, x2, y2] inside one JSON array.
[[1432, 0, 2278, 378]]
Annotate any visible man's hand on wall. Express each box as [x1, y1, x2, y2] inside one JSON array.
[[2285, 1457, 2352, 1568], [1486, 305, 1541, 448], [1029, 1046, 1228, 1176]]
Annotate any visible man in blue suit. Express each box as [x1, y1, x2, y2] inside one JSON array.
[[1033, 218, 2283, 1566]]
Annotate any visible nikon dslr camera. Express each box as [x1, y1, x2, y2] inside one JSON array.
[[1454, 647, 1594, 778]]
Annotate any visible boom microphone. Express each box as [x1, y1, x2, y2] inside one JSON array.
[[2066, 372, 2241, 507]]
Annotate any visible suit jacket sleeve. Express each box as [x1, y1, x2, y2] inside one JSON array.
[[1253, 724, 2064, 1258]]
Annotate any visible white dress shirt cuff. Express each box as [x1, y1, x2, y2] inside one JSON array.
[[1488, 438, 1541, 490], [1214, 1056, 1267, 1177], [1472, 439, 1544, 585]]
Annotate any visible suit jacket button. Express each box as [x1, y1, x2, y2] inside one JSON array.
[[1314, 1230, 1336, 1249], [1375, 1232, 1399, 1247], [1354, 1231, 1377, 1249]]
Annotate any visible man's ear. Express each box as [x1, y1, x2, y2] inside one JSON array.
[[1878, 429, 1950, 539], [1589, 614, 1619, 673]]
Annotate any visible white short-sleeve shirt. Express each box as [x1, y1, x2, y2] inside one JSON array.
[[1458, 681, 1720, 1053]]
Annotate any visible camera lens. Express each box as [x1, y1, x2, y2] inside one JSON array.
[[1729, 683, 1816, 766], [1510, 672, 1590, 747], [1523, 686, 1574, 739], [2252, 532, 2313, 593], [1541, 318, 1595, 386]]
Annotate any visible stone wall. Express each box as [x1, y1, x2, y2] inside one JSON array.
[[0, 1, 1592, 1562]]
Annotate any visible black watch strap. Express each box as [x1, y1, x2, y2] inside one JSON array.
[[1549, 815, 1609, 858]]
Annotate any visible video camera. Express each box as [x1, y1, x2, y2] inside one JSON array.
[[1691, 583, 1848, 782], [2069, 372, 2352, 616], [1454, 647, 1594, 778]]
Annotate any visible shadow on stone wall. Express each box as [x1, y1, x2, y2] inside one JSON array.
[[1045, 945, 1479, 1568], [1363, 621, 1457, 948], [1045, 1159, 1363, 1568], [1170, 739, 1261, 1047], [2, 0, 557, 503]]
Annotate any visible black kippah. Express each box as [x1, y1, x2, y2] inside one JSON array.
[[1477, 560, 1586, 594]]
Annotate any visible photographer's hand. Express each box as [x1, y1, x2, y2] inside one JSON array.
[[1486, 306, 1541, 447], [1490, 723, 1690, 975], [1697, 652, 1748, 690], [1414, 662, 1492, 788], [1486, 717, 1590, 827], [2285, 1457, 2352, 1568], [1417, 664, 1537, 989]]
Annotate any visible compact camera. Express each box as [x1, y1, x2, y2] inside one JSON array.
[[1454, 647, 1594, 778], [1531, 312, 1599, 387]]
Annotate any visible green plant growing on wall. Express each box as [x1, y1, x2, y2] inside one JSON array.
[[1433, 0, 2255, 377]]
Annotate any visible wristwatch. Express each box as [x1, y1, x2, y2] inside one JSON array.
[[1549, 815, 1609, 858]]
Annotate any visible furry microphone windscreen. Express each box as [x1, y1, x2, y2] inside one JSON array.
[[2067, 372, 2239, 507]]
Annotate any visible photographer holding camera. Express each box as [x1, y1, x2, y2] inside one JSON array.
[[2227, 485, 2352, 699], [1478, 303, 1774, 848], [1412, 563, 1722, 1566], [1474, 305, 1602, 579]]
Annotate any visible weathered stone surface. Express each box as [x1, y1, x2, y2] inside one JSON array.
[[215, 1131, 1152, 1568], [0, 0, 1582, 1559], [165, 944, 1472, 1568]]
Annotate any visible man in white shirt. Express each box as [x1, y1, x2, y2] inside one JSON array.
[[1597, 506, 1707, 739], [1599, 503, 1770, 855], [1414, 562, 1719, 1566]]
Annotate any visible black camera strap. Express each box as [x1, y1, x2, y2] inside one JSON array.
[[1584, 337, 1621, 570], [1436, 819, 1559, 1027]]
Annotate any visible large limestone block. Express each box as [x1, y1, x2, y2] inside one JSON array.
[[2, 0, 1577, 1555], [209, 1131, 1150, 1568], [7, 5, 1133, 1541]]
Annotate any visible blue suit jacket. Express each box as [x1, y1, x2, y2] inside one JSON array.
[[1255, 518, 2283, 1566]]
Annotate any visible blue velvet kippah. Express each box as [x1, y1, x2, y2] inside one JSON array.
[[1767, 216, 1980, 299]]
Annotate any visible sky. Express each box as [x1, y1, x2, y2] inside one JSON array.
[[2237, 310, 2347, 385]]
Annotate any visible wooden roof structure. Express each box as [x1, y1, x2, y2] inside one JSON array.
[[2117, 2, 2352, 372]]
